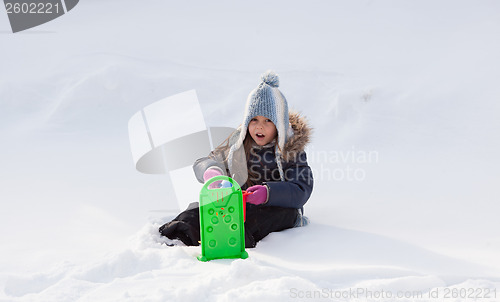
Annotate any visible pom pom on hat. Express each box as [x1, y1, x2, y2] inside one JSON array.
[[261, 70, 280, 88]]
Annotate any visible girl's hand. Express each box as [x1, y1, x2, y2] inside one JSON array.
[[203, 168, 223, 189], [246, 185, 269, 205]]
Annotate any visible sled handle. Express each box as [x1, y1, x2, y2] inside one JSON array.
[[202, 175, 240, 192]]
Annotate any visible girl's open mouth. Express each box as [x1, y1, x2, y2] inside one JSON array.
[[256, 133, 265, 138]]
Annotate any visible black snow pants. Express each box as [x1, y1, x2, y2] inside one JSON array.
[[158, 203, 298, 248]]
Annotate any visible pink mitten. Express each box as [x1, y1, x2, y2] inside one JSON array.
[[246, 185, 268, 205], [203, 168, 223, 189]]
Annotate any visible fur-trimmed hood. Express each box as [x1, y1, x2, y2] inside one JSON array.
[[282, 111, 312, 162]]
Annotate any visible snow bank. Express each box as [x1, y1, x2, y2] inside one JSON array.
[[2, 221, 499, 301]]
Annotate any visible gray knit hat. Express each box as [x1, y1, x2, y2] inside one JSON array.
[[227, 70, 291, 185]]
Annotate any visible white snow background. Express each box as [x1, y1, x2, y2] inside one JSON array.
[[1, 0, 500, 301]]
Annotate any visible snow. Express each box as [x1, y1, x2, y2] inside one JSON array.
[[1, 0, 500, 301]]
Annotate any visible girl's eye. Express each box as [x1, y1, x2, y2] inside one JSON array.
[[266, 119, 272, 122]]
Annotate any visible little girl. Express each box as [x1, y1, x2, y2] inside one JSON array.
[[159, 70, 313, 248]]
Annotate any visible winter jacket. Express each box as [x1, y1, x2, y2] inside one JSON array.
[[193, 112, 313, 210]]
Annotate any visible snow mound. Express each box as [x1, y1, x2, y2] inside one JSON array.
[[2, 221, 498, 302]]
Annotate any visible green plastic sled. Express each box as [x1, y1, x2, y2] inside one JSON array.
[[197, 176, 248, 261]]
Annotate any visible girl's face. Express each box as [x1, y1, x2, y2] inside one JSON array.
[[248, 116, 277, 146]]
